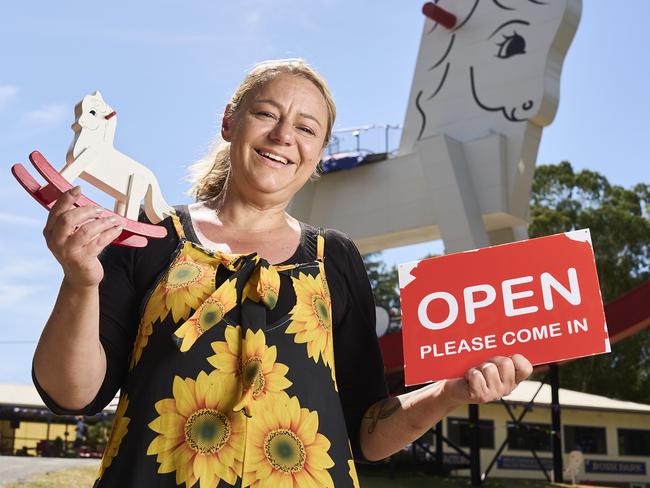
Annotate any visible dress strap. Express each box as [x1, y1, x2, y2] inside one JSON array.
[[171, 213, 186, 240], [316, 228, 325, 262]]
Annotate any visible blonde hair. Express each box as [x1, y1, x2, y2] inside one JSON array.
[[188, 59, 337, 202]]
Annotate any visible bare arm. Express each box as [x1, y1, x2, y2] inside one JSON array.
[[32, 187, 123, 410], [359, 354, 533, 461], [33, 280, 106, 410]]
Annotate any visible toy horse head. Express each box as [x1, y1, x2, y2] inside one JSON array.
[[72, 91, 116, 132], [67, 91, 118, 163]]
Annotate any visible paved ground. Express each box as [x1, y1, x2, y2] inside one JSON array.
[[0, 456, 99, 486]]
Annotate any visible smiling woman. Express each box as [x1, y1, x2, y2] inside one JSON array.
[[188, 59, 336, 207], [31, 58, 531, 487]]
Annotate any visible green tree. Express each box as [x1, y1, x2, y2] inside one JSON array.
[[85, 419, 112, 451], [363, 253, 400, 311], [529, 162, 650, 402]]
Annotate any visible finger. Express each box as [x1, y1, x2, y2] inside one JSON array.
[[479, 361, 503, 394], [67, 216, 120, 248], [45, 187, 80, 237], [48, 186, 82, 222], [511, 354, 533, 383], [46, 207, 105, 250], [85, 224, 124, 256], [465, 367, 488, 402], [491, 356, 516, 391]]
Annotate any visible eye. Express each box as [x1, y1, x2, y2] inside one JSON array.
[[298, 126, 315, 136], [89, 110, 97, 116], [496, 32, 526, 59], [256, 110, 277, 120]]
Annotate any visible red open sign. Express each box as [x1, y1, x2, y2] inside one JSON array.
[[398, 230, 609, 386]]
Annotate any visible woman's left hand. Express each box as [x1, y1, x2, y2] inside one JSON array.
[[360, 353, 533, 461], [443, 354, 533, 406]]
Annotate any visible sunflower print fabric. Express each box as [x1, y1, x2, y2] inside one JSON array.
[[91, 212, 368, 488], [243, 393, 335, 488], [208, 325, 292, 418], [147, 372, 245, 487], [287, 272, 335, 379], [97, 394, 130, 479]]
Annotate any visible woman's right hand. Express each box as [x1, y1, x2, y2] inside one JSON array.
[[43, 186, 124, 288]]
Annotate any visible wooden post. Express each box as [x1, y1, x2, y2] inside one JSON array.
[[469, 404, 481, 485], [550, 364, 563, 482]]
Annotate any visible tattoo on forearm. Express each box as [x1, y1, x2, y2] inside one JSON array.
[[363, 398, 401, 434]]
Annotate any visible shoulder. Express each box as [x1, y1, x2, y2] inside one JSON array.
[[323, 228, 362, 261], [298, 223, 359, 259]]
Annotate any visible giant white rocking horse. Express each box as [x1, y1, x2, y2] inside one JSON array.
[[289, 0, 581, 255]]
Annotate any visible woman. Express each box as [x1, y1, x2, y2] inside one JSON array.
[[33, 59, 532, 487]]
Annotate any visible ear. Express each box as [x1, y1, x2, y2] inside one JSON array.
[[221, 104, 234, 142]]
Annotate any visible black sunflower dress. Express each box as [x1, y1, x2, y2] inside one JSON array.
[[34, 206, 388, 487]]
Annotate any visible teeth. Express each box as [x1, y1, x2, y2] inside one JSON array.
[[259, 151, 289, 165]]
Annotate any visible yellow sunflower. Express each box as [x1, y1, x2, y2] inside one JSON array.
[[147, 371, 245, 487], [243, 263, 281, 309], [348, 459, 360, 488], [144, 244, 217, 325], [173, 278, 238, 352], [319, 262, 331, 302], [129, 317, 153, 370], [287, 272, 334, 371], [243, 393, 334, 488], [97, 394, 130, 479], [208, 325, 292, 416]]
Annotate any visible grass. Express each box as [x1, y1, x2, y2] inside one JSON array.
[[3, 466, 97, 488], [4, 465, 598, 488]]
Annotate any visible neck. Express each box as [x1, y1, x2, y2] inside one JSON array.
[[211, 183, 292, 233]]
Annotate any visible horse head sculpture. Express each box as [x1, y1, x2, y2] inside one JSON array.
[[401, 0, 581, 229]]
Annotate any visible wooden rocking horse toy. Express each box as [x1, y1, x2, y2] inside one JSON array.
[[11, 91, 174, 247]]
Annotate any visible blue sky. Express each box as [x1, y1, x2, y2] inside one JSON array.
[[1, 1, 649, 384]]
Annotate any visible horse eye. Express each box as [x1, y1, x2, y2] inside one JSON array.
[[90, 110, 97, 116], [496, 32, 526, 59]]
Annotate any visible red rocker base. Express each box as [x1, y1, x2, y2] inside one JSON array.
[[11, 151, 167, 248]]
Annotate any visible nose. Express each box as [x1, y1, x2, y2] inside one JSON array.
[[269, 120, 295, 146]]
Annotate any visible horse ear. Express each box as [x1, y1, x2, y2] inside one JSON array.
[[94, 90, 104, 100]]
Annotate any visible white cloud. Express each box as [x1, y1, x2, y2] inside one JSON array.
[[0, 255, 58, 309], [0, 258, 57, 279], [0, 84, 18, 109], [248, 1, 320, 32], [0, 212, 43, 227], [0, 283, 41, 308], [22, 103, 67, 126]]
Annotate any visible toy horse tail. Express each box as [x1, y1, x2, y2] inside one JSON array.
[[144, 179, 176, 224]]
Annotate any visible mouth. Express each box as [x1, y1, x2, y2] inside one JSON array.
[[104, 111, 117, 120], [469, 66, 528, 123], [255, 149, 294, 166]]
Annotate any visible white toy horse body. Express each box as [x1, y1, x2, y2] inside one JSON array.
[[61, 91, 174, 224]]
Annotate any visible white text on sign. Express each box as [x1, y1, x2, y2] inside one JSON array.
[[417, 268, 581, 330], [419, 318, 589, 359]]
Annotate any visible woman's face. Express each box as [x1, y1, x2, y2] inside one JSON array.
[[222, 74, 329, 205]]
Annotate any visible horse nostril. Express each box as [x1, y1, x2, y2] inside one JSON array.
[[522, 100, 533, 111]]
